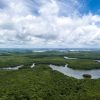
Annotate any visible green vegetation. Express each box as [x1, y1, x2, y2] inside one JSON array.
[[0, 65, 100, 100], [0, 55, 33, 68], [0, 51, 100, 99], [66, 59, 100, 70], [0, 51, 100, 70], [65, 51, 100, 59], [0, 55, 67, 68], [83, 74, 92, 79], [32, 57, 66, 66]]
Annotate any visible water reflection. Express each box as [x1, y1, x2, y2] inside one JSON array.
[[49, 64, 100, 79]]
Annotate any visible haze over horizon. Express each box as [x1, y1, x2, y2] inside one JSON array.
[[0, 0, 100, 48]]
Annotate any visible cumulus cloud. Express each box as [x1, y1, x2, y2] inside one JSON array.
[[0, 0, 100, 48]]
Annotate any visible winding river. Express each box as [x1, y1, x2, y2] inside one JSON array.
[[0, 63, 35, 70], [0, 62, 100, 79], [0, 65, 24, 70], [49, 64, 100, 79]]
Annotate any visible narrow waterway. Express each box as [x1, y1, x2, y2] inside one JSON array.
[[30, 63, 35, 68], [0, 63, 100, 79], [0, 65, 23, 70], [64, 56, 77, 60]]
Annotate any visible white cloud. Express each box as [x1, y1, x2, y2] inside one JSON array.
[[0, 0, 100, 48]]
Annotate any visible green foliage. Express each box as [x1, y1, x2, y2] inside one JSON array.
[[0, 65, 100, 100], [83, 74, 91, 78], [0, 51, 100, 99], [65, 51, 100, 59], [32, 57, 66, 66], [0, 55, 34, 68], [66, 59, 100, 70]]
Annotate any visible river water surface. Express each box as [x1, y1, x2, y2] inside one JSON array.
[[49, 64, 100, 79]]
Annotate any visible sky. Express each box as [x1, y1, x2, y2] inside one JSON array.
[[0, 0, 100, 48]]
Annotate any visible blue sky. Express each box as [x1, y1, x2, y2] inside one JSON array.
[[0, 0, 100, 48], [0, 0, 100, 15], [87, 0, 100, 14], [26, 0, 100, 16]]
